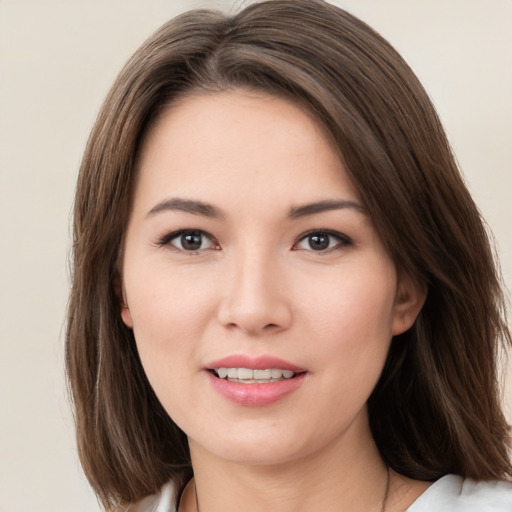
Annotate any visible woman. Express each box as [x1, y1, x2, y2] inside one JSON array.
[[66, 1, 512, 510]]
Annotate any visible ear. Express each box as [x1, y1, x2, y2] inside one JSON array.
[[113, 274, 133, 328], [392, 275, 426, 335]]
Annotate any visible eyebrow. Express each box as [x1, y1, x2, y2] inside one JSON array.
[[287, 199, 365, 218], [146, 198, 223, 219], [146, 197, 365, 220]]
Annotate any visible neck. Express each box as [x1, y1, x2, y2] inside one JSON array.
[[184, 415, 390, 512]]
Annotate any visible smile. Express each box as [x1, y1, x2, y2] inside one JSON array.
[[206, 355, 307, 405], [213, 367, 296, 383]]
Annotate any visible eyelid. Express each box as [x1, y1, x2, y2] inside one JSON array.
[[156, 229, 219, 252], [155, 228, 350, 253], [294, 229, 352, 252]]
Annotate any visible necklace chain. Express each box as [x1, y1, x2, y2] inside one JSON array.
[[380, 466, 391, 512], [188, 466, 391, 512]]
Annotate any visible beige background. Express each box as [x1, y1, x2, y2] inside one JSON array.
[[0, 1, 510, 510]]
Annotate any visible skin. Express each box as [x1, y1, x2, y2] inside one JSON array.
[[119, 90, 428, 511]]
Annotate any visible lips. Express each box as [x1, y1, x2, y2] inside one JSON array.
[[214, 367, 295, 382], [206, 354, 305, 372], [205, 354, 307, 406]]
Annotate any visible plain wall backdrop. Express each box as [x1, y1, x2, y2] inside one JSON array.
[[0, 1, 510, 510]]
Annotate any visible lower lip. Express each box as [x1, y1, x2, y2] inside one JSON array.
[[206, 371, 307, 407]]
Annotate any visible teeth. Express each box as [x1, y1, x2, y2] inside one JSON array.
[[214, 367, 297, 382], [254, 369, 271, 379], [217, 368, 229, 379], [238, 368, 254, 380], [227, 368, 238, 379]]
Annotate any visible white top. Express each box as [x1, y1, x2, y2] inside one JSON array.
[[408, 474, 512, 511], [127, 474, 512, 512]]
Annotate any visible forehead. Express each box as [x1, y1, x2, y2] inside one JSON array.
[[133, 90, 360, 212]]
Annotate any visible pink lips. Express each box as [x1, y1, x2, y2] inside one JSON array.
[[205, 354, 307, 407], [207, 355, 304, 372]]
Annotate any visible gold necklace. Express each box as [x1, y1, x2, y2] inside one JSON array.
[[187, 466, 391, 512]]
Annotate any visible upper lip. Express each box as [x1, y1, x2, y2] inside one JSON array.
[[206, 354, 306, 372]]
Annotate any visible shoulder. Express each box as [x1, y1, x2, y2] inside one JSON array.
[[117, 481, 178, 512], [118, 474, 512, 512], [408, 474, 512, 511]]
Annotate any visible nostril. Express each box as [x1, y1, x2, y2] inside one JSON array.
[[217, 291, 293, 334]]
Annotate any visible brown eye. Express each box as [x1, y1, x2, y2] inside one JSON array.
[[296, 230, 351, 252], [180, 232, 203, 251], [162, 230, 217, 252], [307, 233, 330, 250]]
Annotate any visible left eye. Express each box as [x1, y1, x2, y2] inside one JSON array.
[[164, 230, 216, 252], [295, 231, 350, 252]]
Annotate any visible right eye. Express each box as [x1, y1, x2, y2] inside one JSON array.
[[294, 230, 351, 253], [158, 230, 218, 252]]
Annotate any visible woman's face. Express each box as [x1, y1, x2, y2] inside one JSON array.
[[120, 90, 422, 466]]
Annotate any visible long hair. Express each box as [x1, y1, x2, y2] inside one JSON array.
[[66, 0, 511, 509]]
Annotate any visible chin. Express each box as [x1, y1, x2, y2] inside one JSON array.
[[212, 443, 304, 467], [188, 421, 337, 468]]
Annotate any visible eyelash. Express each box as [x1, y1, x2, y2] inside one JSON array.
[[294, 230, 352, 253], [156, 229, 219, 253], [156, 229, 352, 254]]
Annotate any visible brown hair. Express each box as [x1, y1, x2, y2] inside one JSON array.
[[66, 0, 511, 509]]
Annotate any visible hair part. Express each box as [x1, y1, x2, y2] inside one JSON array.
[[66, 1, 511, 509]]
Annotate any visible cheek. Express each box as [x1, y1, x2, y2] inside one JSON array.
[[296, 270, 396, 424], [124, 265, 218, 385], [127, 261, 217, 333], [127, 282, 214, 427], [300, 269, 397, 347], [296, 265, 397, 405]]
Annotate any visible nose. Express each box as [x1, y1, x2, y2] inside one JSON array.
[[217, 249, 293, 336]]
